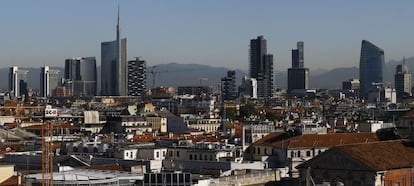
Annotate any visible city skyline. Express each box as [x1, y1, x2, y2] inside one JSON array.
[[1, 1, 414, 71]]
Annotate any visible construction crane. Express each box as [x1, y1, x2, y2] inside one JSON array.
[[42, 120, 53, 186], [149, 65, 158, 89], [42, 106, 58, 186]]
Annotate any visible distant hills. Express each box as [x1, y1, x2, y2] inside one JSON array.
[[0, 57, 413, 91]]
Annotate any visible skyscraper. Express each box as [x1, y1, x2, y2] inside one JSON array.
[[292, 41, 304, 68], [101, 7, 127, 96], [395, 57, 412, 99], [249, 36, 274, 98], [8, 66, 28, 98], [127, 57, 146, 96], [288, 41, 309, 95], [65, 57, 97, 97], [221, 70, 237, 101], [359, 40, 384, 98], [40, 66, 60, 97]]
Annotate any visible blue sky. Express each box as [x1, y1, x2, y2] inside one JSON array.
[[0, 0, 413, 71]]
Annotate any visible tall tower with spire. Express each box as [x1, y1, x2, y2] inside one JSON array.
[[101, 6, 127, 96]]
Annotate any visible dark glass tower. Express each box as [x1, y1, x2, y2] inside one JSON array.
[[221, 70, 237, 101], [249, 36, 274, 98], [101, 7, 127, 96], [288, 41, 309, 95], [65, 57, 97, 96], [359, 40, 384, 98]]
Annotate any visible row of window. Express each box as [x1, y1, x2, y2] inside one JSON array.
[[188, 154, 215, 161]]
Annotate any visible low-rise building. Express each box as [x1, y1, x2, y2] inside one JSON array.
[[297, 140, 414, 185], [244, 132, 379, 178]]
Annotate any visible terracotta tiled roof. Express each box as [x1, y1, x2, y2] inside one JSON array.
[[335, 140, 414, 171], [128, 133, 224, 143], [83, 164, 124, 171], [298, 140, 414, 171], [0, 176, 19, 186], [253, 132, 378, 149]]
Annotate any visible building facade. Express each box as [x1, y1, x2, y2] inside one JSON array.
[[221, 70, 237, 101], [101, 9, 127, 96], [127, 57, 146, 96], [239, 76, 257, 99], [395, 58, 412, 99], [359, 40, 384, 98], [249, 36, 274, 98], [65, 57, 97, 97], [8, 66, 28, 98], [40, 66, 60, 97], [288, 41, 309, 95]]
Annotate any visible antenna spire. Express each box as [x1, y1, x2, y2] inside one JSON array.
[[117, 4, 120, 41]]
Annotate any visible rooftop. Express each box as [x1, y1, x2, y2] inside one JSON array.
[[253, 132, 378, 149]]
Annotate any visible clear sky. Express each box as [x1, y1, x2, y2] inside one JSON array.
[[1, 0, 413, 71]]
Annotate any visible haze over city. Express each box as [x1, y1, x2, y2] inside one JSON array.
[[1, 0, 414, 71]]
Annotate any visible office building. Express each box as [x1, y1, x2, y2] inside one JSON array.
[[101, 8, 127, 96], [249, 36, 274, 98], [288, 41, 309, 95], [292, 41, 304, 68], [395, 58, 412, 99], [40, 66, 60, 97], [359, 40, 384, 98], [221, 70, 237, 101], [127, 57, 146, 96], [65, 57, 97, 96], [8, 66, 28, 98]]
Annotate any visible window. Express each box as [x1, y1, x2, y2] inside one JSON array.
[[169, 151, 173, 157], [264, 148, 268, 155], [163, 151, 166, 157], [204, 155, 208, 160], [298, 151, 301, 157], [156, 151, 160, 158], [306, 151, 311, 157], [177, 151, 180, 157], [290, 151, 294, 158], [189, 154, 193, 160], [257, 148, 261, 154], [210, 155, 213, 161]]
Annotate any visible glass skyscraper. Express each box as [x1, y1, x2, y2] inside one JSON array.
[[249, 36, 274, 98], [101, 8, 127, 96], [8, 66, 28, 98], [288, 41, 309, 95], [65, 57, 97, 97], [359, 40, 384, 98], [40, 66, 60, 97]]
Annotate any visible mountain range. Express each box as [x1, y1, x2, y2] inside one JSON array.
[[0, 57, 412, 91]]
